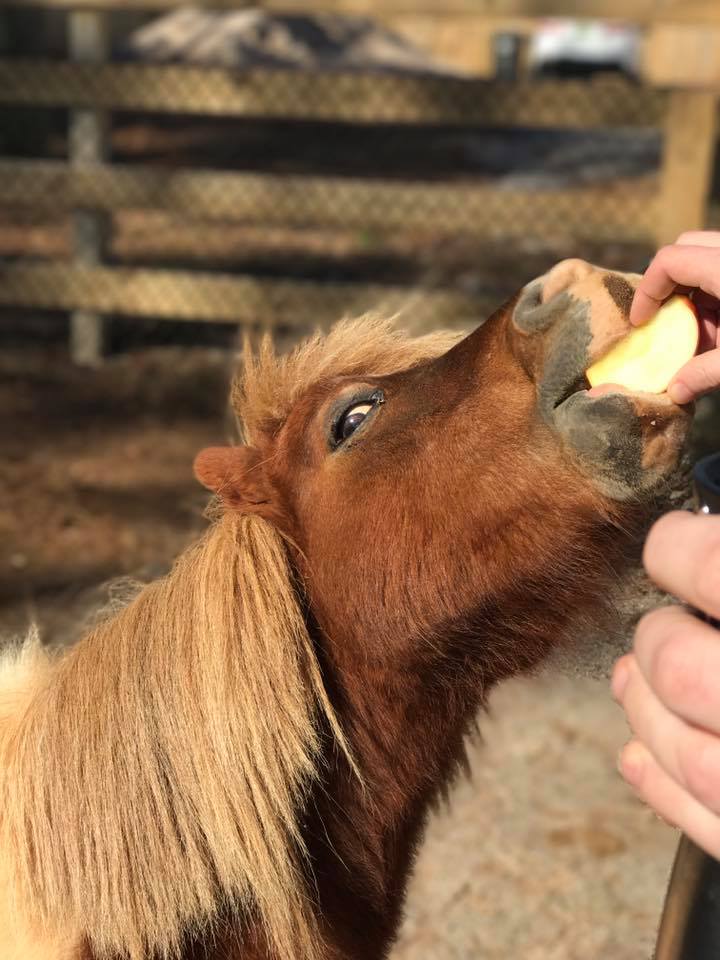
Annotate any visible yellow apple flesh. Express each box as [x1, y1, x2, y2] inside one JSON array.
[[586, 295, 699, 395]]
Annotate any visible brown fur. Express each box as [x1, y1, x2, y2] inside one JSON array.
[[0, 265, 691, 960]]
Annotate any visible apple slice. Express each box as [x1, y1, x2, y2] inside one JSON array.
[[586, 294, 699, 394]]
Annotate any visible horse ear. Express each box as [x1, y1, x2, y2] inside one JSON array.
[[193, 445, 272, 512]]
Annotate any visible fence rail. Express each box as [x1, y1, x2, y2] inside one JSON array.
[[0, 160, 659, 241], [0, 262, 493, 327], [0, 63, 667, 127], [2, 0, 720, 24], [1, 3, 718, 363]]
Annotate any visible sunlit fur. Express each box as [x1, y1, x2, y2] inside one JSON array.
[[0, 317, 461, 960], [236, 315, 462, 443]]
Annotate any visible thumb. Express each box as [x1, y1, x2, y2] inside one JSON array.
[[668, 348, 720, 404]]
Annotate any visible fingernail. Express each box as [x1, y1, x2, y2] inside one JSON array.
[[611, 659, 629, 702], [668, 381, 693, 405]]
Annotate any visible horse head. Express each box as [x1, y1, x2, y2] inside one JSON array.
[[196, 259, 690, 676]]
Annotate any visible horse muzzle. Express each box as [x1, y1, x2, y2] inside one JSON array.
[[511, 258, 693, 500]]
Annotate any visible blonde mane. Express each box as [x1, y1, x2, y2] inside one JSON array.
[[0, 316, 461, 960]]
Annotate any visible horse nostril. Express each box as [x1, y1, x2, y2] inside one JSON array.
[[540, 258, 594, 305], [602, 274, 636, 318], [512, 258, 594, 335]]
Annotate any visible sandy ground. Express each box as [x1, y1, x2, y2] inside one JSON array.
[[1, 344, 715, 960], [392, 673, 678, 960]]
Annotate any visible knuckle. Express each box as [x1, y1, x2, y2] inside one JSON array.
[[620, 741, 647, 791], [634, 606, 670, 657], [653, 245, 677, 270], [695, 538, 720, 613], [681, 736, 720, 811], [651, 633, 698, 709], [643, 513, 682, 574]]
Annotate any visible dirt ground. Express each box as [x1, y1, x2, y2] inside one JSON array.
[[0, 346, 228, 638], [393, 674, 678, 960], [1, 343, 717, 959]]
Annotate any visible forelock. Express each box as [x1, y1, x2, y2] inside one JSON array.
[[233, 315, 462, 445]]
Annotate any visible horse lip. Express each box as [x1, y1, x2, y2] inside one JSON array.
[[551, 372, 591, 411], [553, 382, 685, 417]]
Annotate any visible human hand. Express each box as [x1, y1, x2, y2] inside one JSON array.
[[612, 511, 720, 856], [630, 231, 720, 405]]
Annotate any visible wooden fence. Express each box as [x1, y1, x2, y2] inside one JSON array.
[[5, 0, 720, 21], [0, 1, 718, 363]]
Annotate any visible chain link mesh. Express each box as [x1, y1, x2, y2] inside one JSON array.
[[0, 7, 689, 348]]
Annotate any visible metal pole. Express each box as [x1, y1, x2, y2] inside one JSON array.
[[68, 8, 109, 366]]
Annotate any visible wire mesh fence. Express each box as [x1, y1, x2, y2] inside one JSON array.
[[0, 5, 717, 359]]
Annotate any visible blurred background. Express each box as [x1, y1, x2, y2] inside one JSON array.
[[1, 1, 720, 957]]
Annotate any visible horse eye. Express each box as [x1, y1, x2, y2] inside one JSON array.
[[330, 390, 385, 449], [335, 403, 374, 444]]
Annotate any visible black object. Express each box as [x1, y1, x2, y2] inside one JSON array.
[[654, 451, 720, 960], [493, 33, 522, 80], [695, 453, 720, 517]]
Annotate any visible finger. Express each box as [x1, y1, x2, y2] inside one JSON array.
[[611, 653, 633, 702], [619, 739, 720, 859], [618, 651, 720, 815], [676, 231, 720, 248], [633, 605, 720, 733], [643, 513, 720, 620], [668, 365, 718, 404], [630, 245, 720, 326], [668, 349, 720, 404]]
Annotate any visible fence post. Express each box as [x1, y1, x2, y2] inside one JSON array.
[[68, 9, 109, 366], [656, 89, 718, 246]]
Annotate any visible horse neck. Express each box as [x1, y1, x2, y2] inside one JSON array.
[[299, 509, 633, 959], [298, 619, 491, 960], [299, 638, 479, 950]]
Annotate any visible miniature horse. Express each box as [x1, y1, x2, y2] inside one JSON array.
[[0, 259, 691, 960]]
